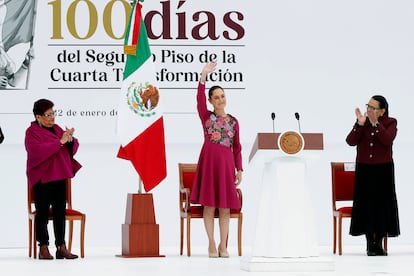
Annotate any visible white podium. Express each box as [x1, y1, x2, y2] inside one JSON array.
[[241, 132, 334, 272]]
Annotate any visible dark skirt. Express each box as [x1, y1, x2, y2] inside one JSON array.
[[350, 162, 400, 237]]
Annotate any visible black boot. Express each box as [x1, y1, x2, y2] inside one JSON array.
[[374, 235, 388, 256], [366, 234, 376, 256]]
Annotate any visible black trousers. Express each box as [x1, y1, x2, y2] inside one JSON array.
[[33, 180, 66, 247]]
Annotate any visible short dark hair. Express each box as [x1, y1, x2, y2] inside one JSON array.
[[33, 99, 54, 117]]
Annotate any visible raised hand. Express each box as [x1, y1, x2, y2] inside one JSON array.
[[200, 61, 217, 83], [60, 127, 75, 144], [355, 107, 366, 126], [203, 61, 217, 74], [0, 76, 7, 88]]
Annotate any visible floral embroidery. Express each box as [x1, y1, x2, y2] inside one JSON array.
[[205, 113, 235, 147]]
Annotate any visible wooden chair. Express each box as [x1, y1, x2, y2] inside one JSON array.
[[28, 178, 86, 258], [331, 162, 387, 255], [178, 163, 243, 256]]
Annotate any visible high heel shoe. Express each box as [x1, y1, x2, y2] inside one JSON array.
[[209, 251, 219, 258], [218, 243, 229, 258], [218, 250, 229, 258], [56, 244, 78, 259], [218, 247, 229, 258], [208, 243, 218, 258], [208, 248, 218, 258]]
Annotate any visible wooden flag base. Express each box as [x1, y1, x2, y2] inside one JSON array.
[[118, 193, 164, 258]]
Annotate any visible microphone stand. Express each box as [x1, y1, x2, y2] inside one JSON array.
[[295, 112, 301, 133]]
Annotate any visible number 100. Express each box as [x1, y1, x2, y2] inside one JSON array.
[[48, 0, 132, 40]]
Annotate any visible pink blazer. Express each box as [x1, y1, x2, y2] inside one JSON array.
[[25, 121, 80, 187]]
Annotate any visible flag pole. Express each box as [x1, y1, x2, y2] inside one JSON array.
[[117, 0, 164, 258], [138, 178, 143, 194]]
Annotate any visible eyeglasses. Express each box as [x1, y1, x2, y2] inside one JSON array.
[[366, 104, 380, 111], [42, 112, 56, 118]]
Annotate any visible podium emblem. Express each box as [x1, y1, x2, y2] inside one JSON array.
[[278, 131, 304, 155]]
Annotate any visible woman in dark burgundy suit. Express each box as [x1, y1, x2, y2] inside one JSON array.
[[346, 95, 400, 256]]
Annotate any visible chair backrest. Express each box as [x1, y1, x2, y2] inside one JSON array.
[[331, 162, 355, 210], [28, 179, 73, 213], [178, 163, 197, 191], [178, 163, 198, 210]]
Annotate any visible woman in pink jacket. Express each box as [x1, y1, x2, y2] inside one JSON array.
[[25, 99, 80, 260]]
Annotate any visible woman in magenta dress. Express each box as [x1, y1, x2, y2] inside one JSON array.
[[190, 62, 243, 258]]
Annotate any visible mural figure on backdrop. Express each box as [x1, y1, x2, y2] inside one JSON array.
[[0, 0, 36, 89]]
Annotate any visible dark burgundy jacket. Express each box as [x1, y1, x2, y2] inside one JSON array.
[[346, 115, 397, 164]]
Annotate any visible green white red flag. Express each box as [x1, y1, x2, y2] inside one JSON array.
[[116, 0, 166, 192]]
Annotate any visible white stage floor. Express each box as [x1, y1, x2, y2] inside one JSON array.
[[1, 245, 413, 276]]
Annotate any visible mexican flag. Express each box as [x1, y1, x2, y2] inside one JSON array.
[[116, 0, 166, 192]]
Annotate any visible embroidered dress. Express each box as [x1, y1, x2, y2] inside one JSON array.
[[190, 82, 242, 209]]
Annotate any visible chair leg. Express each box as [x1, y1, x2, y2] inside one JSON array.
[[68, 220, 74, 252], [29, 219, 32, 258], [384, 236, 388, 252], [180, 217, 184, 255], [80, 215, 85, 258], [33, 224, 37, 259], [238, 214, 243, 256], [338, 216, 343, 255], [333, 216, 337, 254], [186, 216, 191, 256]]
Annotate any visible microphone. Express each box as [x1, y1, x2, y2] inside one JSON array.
[[294, 112, 301, 133], [271, 112, 276, 133]]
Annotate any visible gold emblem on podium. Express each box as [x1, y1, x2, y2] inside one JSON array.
[[278, 131, 305, 155]]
